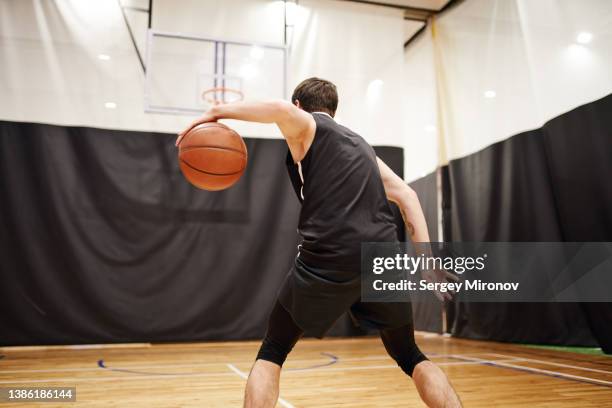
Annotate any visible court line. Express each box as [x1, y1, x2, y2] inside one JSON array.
[[449, 354, 612, 388], [3, 348, 610, 391], [0, 359, 522, 385], [1, 367, 110, 374], [485, 353, 612, 375], [226, 364, 247, 379], [281, 358, 525, 373], [0, 353, 507, 375], [0, 344, 151, 352], [0, 371, 238, 384], [96, 352, 338, 376], [286, 352, 338, 371], [226, 364, 295, 408], [0, 354, 389, 374], [98, 359, 193, 376]]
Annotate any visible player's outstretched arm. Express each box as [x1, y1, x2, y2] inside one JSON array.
[[176, 101, 315, 155], [376, 157, 431, 242]]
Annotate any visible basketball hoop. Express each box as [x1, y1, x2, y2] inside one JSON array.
[[201, 87, 244, 107]]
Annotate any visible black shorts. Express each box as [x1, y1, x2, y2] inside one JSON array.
[[278, 256, 415, 338]]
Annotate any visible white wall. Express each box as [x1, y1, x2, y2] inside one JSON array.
[[0, 0, 187, 133], [402, 27, 439, 181], [151, 0, 409, 146], [290, 0, 406, 147], [152, 0, 285, 45], [5, 0, 609, 181], [0, 0, 409, 148], [431, 0, 612, 162]]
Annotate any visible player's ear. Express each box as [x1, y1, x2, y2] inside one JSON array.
[[294, 99, 302, 109]]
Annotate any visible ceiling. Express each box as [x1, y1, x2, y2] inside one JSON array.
[[340, 0, 452, 11]]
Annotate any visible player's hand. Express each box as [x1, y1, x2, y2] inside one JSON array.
[[421, 268, 460, 302], [175, 110, 218, 146]]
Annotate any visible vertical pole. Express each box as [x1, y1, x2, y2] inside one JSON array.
[[283, 0, 290, 99], [143, 30, 154, 111], [214, 42, 219, 91], [222, 43, 226, 102], [283, 0, 287, 45]]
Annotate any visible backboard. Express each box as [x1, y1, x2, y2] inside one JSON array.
[[144, 30, 288, 114]]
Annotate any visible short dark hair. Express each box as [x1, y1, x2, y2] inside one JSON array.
[[291, 77, 338, 117]]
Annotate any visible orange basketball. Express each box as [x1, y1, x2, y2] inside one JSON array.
[[178, 122, 247, 191]]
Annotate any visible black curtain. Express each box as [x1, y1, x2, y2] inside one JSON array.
[[541, 94, 612, 353], [443, 94, 612, 350], [0, 121, 404, 346]]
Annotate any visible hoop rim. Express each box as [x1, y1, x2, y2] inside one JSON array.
[[201, 87, 244, 105]]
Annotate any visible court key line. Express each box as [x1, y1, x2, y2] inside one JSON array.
[[93, 352, 339, 376], [226, 364, 295, 408], [0, 358, 565, 385], [98, 359, 190, 376], [286, 352, 338, 371], [0, 353, 478, 374], [281, 358, 525, 373], [0, 353, 500, 375], [2, 352, 609, 390]]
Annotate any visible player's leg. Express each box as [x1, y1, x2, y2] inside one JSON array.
[[244, 300, 303, 408], [412, 360, 462, 408], [244, 360, 281, 408], [379, 324, 462, 408]]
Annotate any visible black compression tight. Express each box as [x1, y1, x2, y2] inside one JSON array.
[[379, 323, 429, 376], [256, 301, 304, 366], [256, 301, 428, 376]]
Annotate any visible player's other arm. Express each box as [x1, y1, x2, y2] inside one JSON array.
[[176, 101, 315, 160], [376, 157, 431, 242], [377, 157, 456, 301]]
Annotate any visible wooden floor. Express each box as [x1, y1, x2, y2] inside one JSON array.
[[0, 334, 610, 407]]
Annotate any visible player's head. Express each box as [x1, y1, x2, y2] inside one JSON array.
[[292, 77, 338, 117]]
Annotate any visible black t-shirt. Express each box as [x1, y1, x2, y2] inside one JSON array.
[[286, 112, 398, 271]]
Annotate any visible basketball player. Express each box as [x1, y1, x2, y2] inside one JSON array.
[[177, 78, 462, 407]]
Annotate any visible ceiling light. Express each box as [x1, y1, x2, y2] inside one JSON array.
[[483, 90, 496, 98], [367, 79, 384, 93], [576, 32, 593, 45], [366, 79, 384, 100], [97, 54, 110, 60], [104, 102, 117, 109]]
